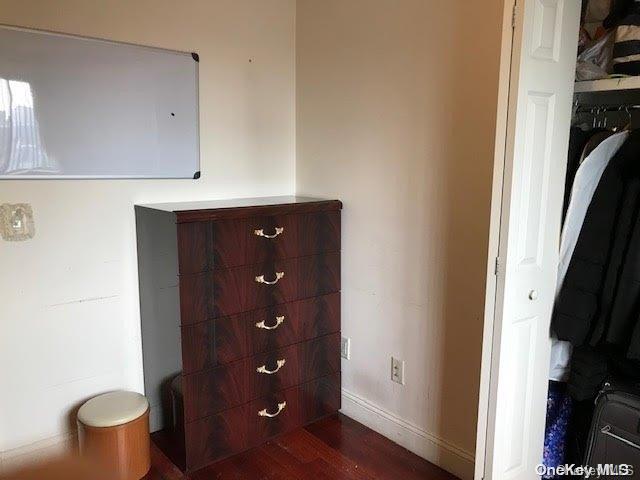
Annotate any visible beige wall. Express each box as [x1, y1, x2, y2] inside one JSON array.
[[0, 0, 295, 453], [296, 0, 502, 475]]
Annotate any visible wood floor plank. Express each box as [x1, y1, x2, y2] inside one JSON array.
[[262, 437, 370, 480], [272, 428, 375, 480], [260, 440, 319, 479], [192, 445, 300, 480]]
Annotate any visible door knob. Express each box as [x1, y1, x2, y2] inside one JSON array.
[[528, 290, 538, 301]]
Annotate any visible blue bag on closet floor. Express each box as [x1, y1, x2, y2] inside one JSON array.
[[543, 381, 573, 478]]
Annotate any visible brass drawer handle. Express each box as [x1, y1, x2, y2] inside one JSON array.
[[254, 227, 284, 239], [256, 316, 285, 330], [255, 272, 284, 285], [256, 358, 286, 374], [258, 401, 286, 418]]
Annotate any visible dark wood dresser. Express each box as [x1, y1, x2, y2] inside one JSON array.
[[135, 196, 342, 473]]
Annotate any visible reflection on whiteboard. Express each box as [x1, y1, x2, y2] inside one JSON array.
[[0, 25, 199, 179], [0, 79, 59, 174]]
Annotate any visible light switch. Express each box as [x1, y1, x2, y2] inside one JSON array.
[[1, 203, 35, 241]]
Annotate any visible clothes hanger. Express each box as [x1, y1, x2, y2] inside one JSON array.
[[578, 107, 618, 164], [622, 106, 632, 131]]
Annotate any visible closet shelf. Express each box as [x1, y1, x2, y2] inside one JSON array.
[[575, 77, 640, 93]]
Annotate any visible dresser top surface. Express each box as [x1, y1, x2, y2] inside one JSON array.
[[137, 196, 342, 222]]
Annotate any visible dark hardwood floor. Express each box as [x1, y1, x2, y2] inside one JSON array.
[[145, 414, 458, 480]]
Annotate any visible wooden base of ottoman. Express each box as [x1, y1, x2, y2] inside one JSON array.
[[78, 409, 150, 480]]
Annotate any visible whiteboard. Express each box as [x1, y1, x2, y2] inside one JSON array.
[[0, 26, 199, 179]]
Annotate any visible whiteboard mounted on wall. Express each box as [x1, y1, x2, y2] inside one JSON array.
[[0, 25, 199, 179]]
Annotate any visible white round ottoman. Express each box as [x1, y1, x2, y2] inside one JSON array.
[[77, 391, 151, 480]]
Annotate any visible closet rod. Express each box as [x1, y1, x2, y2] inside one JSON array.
[[574, 103, 640, 113]]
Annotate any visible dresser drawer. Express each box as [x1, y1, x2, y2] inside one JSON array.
[[247, 301, 304, 358], [179, 253, 340, 324], [184, 375, 336, 472], [180, 293, 340, 374], [250, 344, 300, 399], [212, 257, 299, 316], [250, 293, 341, 353], [245, 216, 301, 266], [245, 211, 340, 266], [184, 385, 302, 471], [177, 211, 341, 273], [182, 334, 340, 422], [249, 385, 301, 443]]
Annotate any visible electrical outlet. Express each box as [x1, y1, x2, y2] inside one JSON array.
[[391, 357, 405, 385], [341, 336, 351, 359]]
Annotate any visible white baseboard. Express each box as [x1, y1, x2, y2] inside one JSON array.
[[0, 432, 76, 474], [340, 389, 475, 480]]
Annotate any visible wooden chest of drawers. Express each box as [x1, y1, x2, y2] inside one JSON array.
[[135, 196, 342, 472]]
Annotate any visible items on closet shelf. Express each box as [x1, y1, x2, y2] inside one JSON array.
[[577, 0, 615, 80], [576, 0, 640, 80], [582, 0, 612, 42]]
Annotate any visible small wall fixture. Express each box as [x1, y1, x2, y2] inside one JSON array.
[[0, 203, 35, 241]]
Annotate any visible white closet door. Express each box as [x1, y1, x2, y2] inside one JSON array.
[[478, 1, 580, 479]]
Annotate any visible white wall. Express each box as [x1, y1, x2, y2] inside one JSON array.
[[0, 0, 295, 453], [296, 1, 502, 476]]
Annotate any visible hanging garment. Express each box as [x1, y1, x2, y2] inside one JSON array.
[[563, 128, 598, 224], [567, 346, 609, 401], [550, 335, 573, 382], [542, 381, 573, 476], [549, 130, 629, 382], [552, 130, 639, 346], [557, 130, 629, 289], [580, 131, 616, 163], [587, 174, 640, 349], [609, 350, 640, 379], [630, 322, 640, 359], [591, 178, 640, 351]]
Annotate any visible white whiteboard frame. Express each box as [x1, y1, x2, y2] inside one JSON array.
[[0, 24, 200, 180]]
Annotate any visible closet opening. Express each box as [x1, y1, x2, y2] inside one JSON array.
[[543, 0, 640, 473]]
